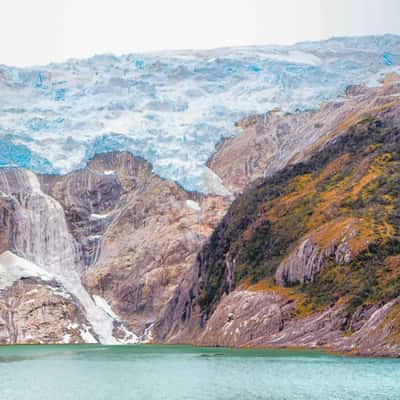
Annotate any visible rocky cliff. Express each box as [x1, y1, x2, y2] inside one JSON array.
[[0, 153, 228, 343], [164, 106, 400, 357]]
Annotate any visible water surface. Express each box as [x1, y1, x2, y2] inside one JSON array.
[[0, 345, 399, 399]]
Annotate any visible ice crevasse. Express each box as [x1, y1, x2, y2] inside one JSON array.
[[0, 35, 399, 192]]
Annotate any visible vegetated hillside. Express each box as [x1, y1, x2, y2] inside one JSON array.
[[196, 115, 400, 326]]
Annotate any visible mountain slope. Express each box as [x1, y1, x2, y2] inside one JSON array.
[[165, 113, 400, 356], [0, 153, 228, 343]]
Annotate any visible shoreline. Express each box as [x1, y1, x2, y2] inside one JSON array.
[[1, 342, 399, 359]]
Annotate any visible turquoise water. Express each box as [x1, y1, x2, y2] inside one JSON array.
[[0, 345, 399, 400]]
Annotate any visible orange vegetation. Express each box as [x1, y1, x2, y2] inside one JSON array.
[[244, 278, 314, 318]]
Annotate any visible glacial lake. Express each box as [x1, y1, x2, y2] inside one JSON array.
[[0, 345, 399, 400]]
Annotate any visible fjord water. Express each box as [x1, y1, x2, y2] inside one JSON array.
[[0, 345, 399, 400]]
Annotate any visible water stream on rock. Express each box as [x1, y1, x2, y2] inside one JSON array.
[[0, 169, 137, 344]]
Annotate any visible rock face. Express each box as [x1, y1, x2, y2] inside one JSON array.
[[0, 270, 93, 344], [166, 111, 400, 356], [207, 75, 400, 193], [275, 217, 367, 285], [166, 278, 400, 356], [0, 152, 228, 343], [79, 153, 228, 340], [275, 238, 327, 285], [199, 290, 295, 347], [0, 168, 126, 344]]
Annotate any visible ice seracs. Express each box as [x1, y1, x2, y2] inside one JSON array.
[[0, 35, 399, 192]]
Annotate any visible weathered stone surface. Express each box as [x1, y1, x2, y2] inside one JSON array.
[[0, 277, 93, 344], [0, 166, 135, 344], [178, 285, 400, 356], [337, 299, 400, 356], [275, 238, 327, 285], [199, 290, 294, 347], [187, 287, 346, 349], [81, 153, 229, 339], [0, 196, 13, 254], [275, 218, 364, 285]]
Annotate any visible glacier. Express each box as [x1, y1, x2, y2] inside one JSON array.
[[0, 35, 399, 192]]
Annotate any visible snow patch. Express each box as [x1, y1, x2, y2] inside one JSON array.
[[90, 212, 111, 220], [117, 325, 140, 344], [185, 199, 201, 212], [0, 251, 54, 289], [88, 235, 102, 240], [202, 167, 232, 197], [0, 191, 11, 199], [62, 334, 72, 344], [79, 327, 98, 344], [47, 285, 72, 299], [67, 322, 79, 330], [93, 295, 119, 320]]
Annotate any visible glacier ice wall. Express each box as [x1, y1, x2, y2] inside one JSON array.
[[0, 35, 399, 191]]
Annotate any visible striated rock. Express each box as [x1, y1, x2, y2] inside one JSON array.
[[208, 76, 400, 193], [167, 110, 400, 356], [192, 287, 347, 349], [199, 289, 294, 347], [184, 285, 400, 356], [337, 298, 400, 356], [81, 153, 229, 339], [0, 277, 94, 344], [0, 195, 13, 254], [275, 238, 327, 285], [275, 217, 369, 285], [250, 305, 348, 349], [0, 167, 135, 344], [347, 303, 380, 333], [0, 251, 95, 344]]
